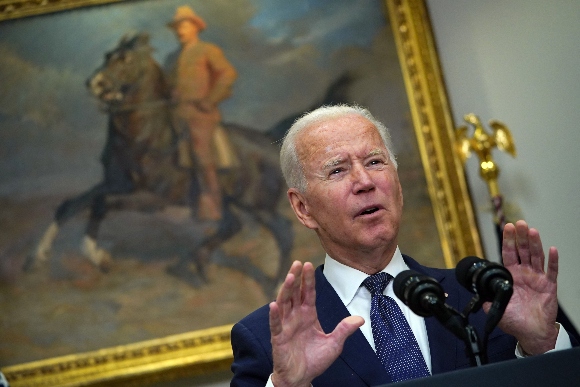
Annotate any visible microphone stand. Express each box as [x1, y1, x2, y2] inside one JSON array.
[[461, 294, 490, 366], [463, 324, 485, 367], [424, 295, 486, 366]]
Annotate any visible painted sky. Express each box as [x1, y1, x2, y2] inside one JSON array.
[[0, 0, 388, 126], [0, 0, 411, 198]]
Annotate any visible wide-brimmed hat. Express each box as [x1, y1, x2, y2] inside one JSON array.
[[167, 6, 207, 31]]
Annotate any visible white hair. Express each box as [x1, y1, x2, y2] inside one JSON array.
[[280, 104, 397, 192]]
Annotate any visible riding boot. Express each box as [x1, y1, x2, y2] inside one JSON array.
[[198, 193, 222, 221], [197, 165, 222, 221]]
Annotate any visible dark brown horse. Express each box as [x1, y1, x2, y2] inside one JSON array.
[[28, 33, 293, 296]]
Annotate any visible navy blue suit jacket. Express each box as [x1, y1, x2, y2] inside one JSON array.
[[230, 255, 519, 386]]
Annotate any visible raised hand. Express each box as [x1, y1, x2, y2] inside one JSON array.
[[492, 220, 559, 355], [269, 261, 364, 387]]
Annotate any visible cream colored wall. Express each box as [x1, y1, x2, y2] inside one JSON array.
[[427, 0, 580, 326]]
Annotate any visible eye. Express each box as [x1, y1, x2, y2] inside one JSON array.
[[368, 159, 384, 166], [329, 167, 343, 175]]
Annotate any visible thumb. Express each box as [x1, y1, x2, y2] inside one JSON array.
[[331, 316, 365, 345]]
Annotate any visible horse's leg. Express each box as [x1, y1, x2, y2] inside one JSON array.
[[166, 201, 242, 286], [32, 222, 59, 264], [74, 146, 137, 270], [266, 213, 294, 284], [254, 211, 294, 297], [25, 184, 106, 271], [198, 206, 293, 298], [196, 202, 242, 281], [81, 193, 112, 272]]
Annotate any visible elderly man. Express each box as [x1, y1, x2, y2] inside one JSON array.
[[166, 6, 237, 221], [230, 104, 575, 387]]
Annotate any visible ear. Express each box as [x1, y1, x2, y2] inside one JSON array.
[[287, 188, 318, 230], [398, 178, 404, 209], [390, 165, 404, 211]]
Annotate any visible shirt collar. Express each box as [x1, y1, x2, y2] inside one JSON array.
[[323, 246, 409, 307]]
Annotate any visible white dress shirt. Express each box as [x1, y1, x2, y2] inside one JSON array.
[[323, 247, 432, 372]]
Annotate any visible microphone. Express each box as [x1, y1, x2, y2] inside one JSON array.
[[394, 270, 466, 340], [456, 256, 513, 332]]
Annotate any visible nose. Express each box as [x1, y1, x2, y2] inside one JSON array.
[[87, 72, 102, 91], [352, 164, 374, 193]]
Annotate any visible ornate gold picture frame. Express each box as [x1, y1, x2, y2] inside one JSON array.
[[0, 0, 482, 385]]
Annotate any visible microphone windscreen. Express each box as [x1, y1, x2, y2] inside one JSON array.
[[393, 269, 421, 303], [455, 256, 485, 291]]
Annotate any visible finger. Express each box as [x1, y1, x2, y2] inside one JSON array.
[[502, 223, 519, 267], [290, 261, 304, 307], [515, 220, 532, 266], [528, 227, 545, 273], [279, 261, 301, 304], [546, 246, 559, 283], [302, 262, 316, 307], [269, 301, 282, 336], [277, 269, 297, 318]]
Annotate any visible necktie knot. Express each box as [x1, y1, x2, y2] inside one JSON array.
[[362, 272, 392, 296]]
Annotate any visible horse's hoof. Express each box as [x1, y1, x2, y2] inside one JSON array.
[[35, 249, 50, 263], [87, 249, 112, 273], [81, 236, 112, 272], [85, 250, 112, 272], [194, 262, 210, 284], [98, 256, 112, 273]]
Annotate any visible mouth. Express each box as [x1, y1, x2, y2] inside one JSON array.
[[357, 206, 381, 217], [100, 90, 124, 103]]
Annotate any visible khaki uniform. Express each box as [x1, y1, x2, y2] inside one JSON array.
[[170, 41, 237, 220]]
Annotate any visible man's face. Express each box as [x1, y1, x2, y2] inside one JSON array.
[[289, 114, 403, 262], [174, 20, 199, 45]]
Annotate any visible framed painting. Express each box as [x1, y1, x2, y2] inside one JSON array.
[[0, 0, 483, 385]]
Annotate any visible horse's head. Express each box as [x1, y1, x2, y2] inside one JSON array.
[[87, 32, 155, 105]]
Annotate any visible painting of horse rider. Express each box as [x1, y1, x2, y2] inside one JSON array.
[[0, 0, 443, 367], [26, 6, 294, 296]]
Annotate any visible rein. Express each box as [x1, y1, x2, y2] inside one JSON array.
[[106, 99, 189, 159], [102, 98, 173, 114]]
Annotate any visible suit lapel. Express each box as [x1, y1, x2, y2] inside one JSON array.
[[314, 257, 464, 383], [404, 256, 460, 374], [315, 266, 392, 386]]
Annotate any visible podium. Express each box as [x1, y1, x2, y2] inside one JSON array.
[[381, 346, 580, 387]]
